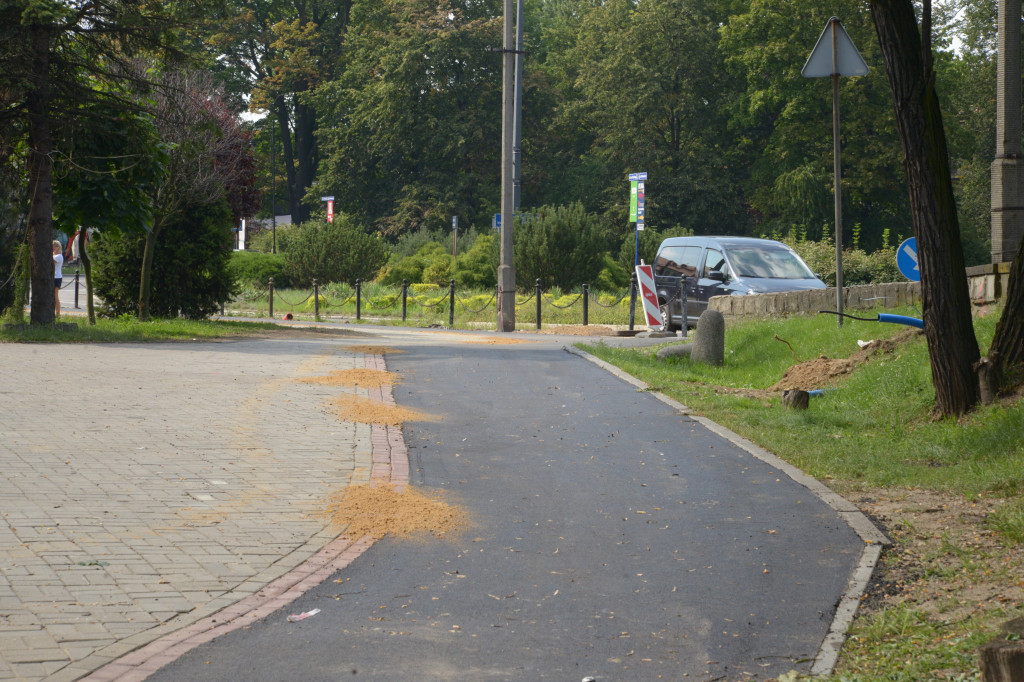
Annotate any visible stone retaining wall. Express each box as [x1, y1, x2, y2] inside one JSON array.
[[709, 264, 1010, 320]]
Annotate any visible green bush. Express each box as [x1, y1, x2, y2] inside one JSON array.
[[247, 224, 296, 254], [380, 242, 448, 286], [228, 251, 289, 288], [92, 199, 236, 319], [514, 202, 610, 291], [785, 232, 902, 286], [454, 232, 497, 289], [284, 215, 389, 287]]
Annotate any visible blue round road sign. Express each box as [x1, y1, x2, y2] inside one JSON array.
[[896, 237, 920, 282]]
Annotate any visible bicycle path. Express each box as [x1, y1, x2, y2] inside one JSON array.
[[134, 326, 884, 681]]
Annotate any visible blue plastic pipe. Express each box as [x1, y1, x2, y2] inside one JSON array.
[[877, 313, 924, 329]]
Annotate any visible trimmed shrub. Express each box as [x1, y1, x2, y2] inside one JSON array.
[[284, 215, 389, 287], [228, 251, 289, 288], [514, 202, 610, 291]]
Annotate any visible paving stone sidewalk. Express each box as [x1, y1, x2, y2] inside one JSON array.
[[0, 334, 374, 681]]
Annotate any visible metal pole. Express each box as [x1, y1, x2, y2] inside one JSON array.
[[449, 279, 456, 327], [582, 283, 589, 326], [355, 279, 362, 321], [402, 279, 408, 321], [513, 0, 524, 214], [73, 270, 79, 309], [831, 19, 844, 328], [535, 278, 541, 330], [498, 0, 516, 332], [271, 122, 277, 254], [269, 277, 274, 318], [313, 278, 319, 320]]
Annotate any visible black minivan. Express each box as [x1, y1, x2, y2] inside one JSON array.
[[653, 236, 826, 330]]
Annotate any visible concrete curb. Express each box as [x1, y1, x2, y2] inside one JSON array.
[[563, 344, 890, 677]]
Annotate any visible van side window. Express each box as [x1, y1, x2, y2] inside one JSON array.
[[703, 249, 727, 278], [655, 245, 701, 278]]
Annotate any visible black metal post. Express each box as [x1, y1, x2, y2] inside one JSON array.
[[402, 279, 408, 321], [535, 278, 542, 330], [313, 279, 319, 320], [355, 279, 362, 321], [73, 271, 79, 309], [269, 277, 274, 318], [628, 273, 637, 331], [582, 283, 589, 326], [449, 279, 456, 327]]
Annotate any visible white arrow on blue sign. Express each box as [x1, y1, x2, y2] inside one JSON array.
[[896, 237, 920, 282]]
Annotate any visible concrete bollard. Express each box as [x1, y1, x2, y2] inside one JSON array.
[[691, 309, 725, 366]]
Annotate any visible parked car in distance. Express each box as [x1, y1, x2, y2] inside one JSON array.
[[653, 236, 826, 330]]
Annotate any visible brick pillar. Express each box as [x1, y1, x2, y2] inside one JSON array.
[[991, 0, 1024, 264]]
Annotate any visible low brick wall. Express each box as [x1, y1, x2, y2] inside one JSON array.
[[709, 264, 1010, 320], [708, 282, 921, 318]]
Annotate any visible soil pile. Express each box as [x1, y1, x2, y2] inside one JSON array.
[[330, 394, 437, 426], [772, 329, 922, 391], [324, 482, 467, 540], [300, 369, 398, 389]]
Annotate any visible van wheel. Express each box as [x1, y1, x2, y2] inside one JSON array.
[[659, 300, 679, 332]]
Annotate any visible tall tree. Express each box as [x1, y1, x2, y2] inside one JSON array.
[[0, 0, 190, 325], [552, 0, 746, 234], [868, 0, 981, 416], [137, 70, 259, 320], [720, 0, 911, 247], [313, 0, 502, 235], [207, 0, 352, 223]]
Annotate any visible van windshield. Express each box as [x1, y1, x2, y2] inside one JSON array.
[[725, 246, 816, 279]]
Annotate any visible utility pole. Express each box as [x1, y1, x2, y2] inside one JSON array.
[[991, 0, 1024, 264], [271, 122, 277, 254], [513, 0, 524, 214], [497, 0, 516, 332]]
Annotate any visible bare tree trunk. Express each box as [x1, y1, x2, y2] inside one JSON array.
[[138, 224, 161, 321], [274, 97, 300, 221], [869, 0, 981, 417], [27, 24, 54, 326], [987, 237, 1024, 376], [293, 98, 317, 224]]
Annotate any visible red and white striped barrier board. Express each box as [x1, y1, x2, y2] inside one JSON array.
[[635, 264, 663, 331]]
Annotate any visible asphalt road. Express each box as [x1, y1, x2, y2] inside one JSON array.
[[147, 329, 863, 681]]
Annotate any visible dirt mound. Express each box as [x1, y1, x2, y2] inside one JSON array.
[[772, 329, 922, 391], [330, 394, 437, 426], [324, 482, 467, 540], [299, 369, 398, 389], [529, 325, 620, 336]]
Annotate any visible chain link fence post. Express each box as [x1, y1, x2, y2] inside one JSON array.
[[355, 279, 362, 321], [313, 279, 319, 321], [402, 279, 408, 321], [535, 279, 542, 330], [449, 279, 455, 327], [74, 271, 79, 309], [269, 278, 274, 318], [582, 283, 589, 326]]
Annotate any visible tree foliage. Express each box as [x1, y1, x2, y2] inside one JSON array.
[[283, 216, 390, 287], [513, 202, 608, 291], [91, 199, 238, 319]]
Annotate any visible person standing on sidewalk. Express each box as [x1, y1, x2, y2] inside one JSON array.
[[52, 240, 63, 317]]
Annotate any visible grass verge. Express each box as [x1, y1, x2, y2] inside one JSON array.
[[0, 316, 281, 343], [580, 305, 1024, 681]]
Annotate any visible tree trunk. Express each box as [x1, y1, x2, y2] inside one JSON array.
[[293, 98, 317, 224], [26, 24, 54, 326], [987, 235, 1024, 379], [869, 0, 981, 417], [274, 96, 300, 221], [138, 224, 161, 321], [79, 231, 95, 325]]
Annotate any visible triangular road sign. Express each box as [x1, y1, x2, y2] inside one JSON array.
[[802, 17, 869, 78]]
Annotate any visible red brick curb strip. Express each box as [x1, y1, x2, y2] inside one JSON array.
[[79, 352, 407, 681]]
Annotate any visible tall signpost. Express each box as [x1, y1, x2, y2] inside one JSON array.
[[628, 172, 647, 266], [497, 0, 516, 332], [801, 17, 868, 327]]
